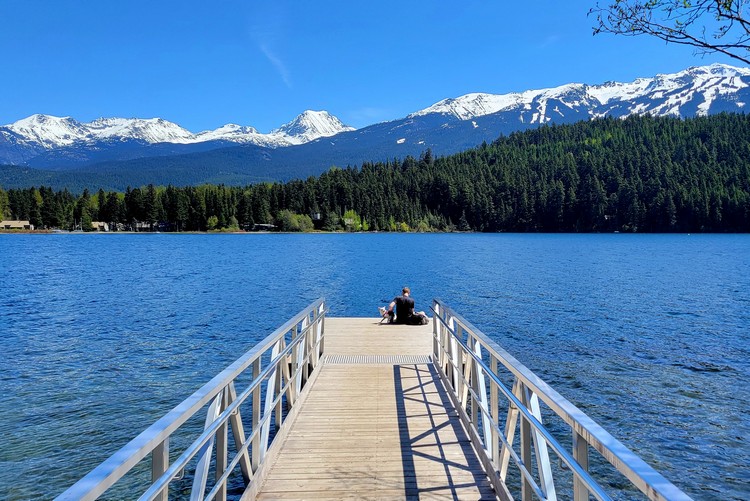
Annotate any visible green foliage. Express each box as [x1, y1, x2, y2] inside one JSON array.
[[276, 210, 314, 232], [4, 114, 750, 233], [342, 209, 363, 231], [0, 186, 10, 219]]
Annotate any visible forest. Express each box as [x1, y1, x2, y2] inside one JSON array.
[[1, 113, 749, 233]]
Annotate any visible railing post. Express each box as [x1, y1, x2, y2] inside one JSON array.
[[500, 379, 520, 482], [295, 319, 307, 395], [472, 338, 491, 452], [452, 322, 462, 394], [251, 358, 261, 471], [260, 341, 281, 462], [490, 355, 500, 467], [317, 302, 325, 359], [446, 315, 456, 386], [519, 382, 533, 501], [525, 387, 557, 501], [191, 393, 223, 500], [151, 437, 169, 501], [275, 347, 284, 430], [465, 335, 477, 423], [573, 430, 591, 501], [432, 301, 440, 361], [227, 381, 252, 484], [305, 314, 314, 380], [215, 388, 228, 501]]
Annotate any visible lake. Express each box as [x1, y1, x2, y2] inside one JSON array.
[[1, 233, 748, 499]]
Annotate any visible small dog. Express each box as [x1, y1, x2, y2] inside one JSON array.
[[378, 306, 393, 324]]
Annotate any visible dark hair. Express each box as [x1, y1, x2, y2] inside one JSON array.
[[402, 287, 410, 294]]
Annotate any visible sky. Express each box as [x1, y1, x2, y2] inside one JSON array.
[[0, 0, 745, 133]]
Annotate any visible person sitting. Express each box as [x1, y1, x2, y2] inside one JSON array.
[[385, 287, 428, 325]]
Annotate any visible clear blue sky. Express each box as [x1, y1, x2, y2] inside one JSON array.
[[0, 0, 744, 132]]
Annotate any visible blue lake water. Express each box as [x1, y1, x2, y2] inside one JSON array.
[[0, 233, 748, 499]]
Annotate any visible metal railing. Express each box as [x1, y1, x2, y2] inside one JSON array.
[[56, 298, 327, 501], [431, 299, 692, 501]]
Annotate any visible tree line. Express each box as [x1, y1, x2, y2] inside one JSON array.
[[2, 113, 749, 232]]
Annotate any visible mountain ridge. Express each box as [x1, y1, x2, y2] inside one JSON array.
[[2, 63, 749, 190], [0, 109, 354, 162]]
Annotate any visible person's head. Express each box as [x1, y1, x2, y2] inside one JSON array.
[[402, 286, 410, 296]]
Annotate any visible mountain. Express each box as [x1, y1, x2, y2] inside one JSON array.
[[411, 63, 749, 122], [0, 110, 353, 169], [272, 110, 355, 144], [2, 63, 749, 190]]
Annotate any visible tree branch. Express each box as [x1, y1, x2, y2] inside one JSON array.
[[590, 0, 750, 65]]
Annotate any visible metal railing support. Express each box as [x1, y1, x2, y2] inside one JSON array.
[[499, 378, 521, 481], [151, 438, 169, 501], [519, 383, 533, 501], [251, 359, 261, 471], [490, 356, 500, 467], [191, 393, 222, 500], [260, 341, 281, 462], [573, 429, 591, 501], [227, 381, 252, 484], [215, 389, 229, 501], [525, 386, 557, 501]]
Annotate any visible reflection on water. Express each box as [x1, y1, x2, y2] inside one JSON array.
[[1, 233, 748, 499]]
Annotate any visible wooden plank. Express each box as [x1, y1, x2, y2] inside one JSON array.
[[322, 317, 434, 356], [252, 317, 498, 500]]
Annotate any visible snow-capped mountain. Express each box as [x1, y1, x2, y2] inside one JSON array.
[[272, 110, 355, 144], [85, 117, 195, 144], [1, 110, 353, 150], [7, 114, 93, 147], [410, 63, 749, 124], [1, 63, 749, 174], [0, 110, 354, 167]]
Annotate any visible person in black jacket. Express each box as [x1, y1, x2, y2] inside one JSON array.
[[385, 287, 428, 325]]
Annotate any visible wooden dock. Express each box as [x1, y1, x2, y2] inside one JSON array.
[[254, 317, 498, 500], [57, 300, 690, 501]]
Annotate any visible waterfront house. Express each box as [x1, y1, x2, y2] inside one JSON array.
[[91, 221, 110, 232], [0, 220, 34, 230]]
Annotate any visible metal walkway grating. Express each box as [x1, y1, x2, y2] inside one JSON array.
[[325, 354, 432, 365]]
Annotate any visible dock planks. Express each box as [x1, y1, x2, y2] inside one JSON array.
[[254, 317, 497, 500]]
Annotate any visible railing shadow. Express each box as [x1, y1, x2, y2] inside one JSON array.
[[393, 362, 495, 500]]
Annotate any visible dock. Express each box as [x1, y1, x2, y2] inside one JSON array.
[[255, 318, 496, 500], [56, 298, 692, 501]]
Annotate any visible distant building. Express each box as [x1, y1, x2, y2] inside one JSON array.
[[251, 223, 276, 231], [91, 221, 110, 232], [1, 220, 34, 230]]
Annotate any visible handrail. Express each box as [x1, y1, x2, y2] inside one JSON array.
[[431, 298, 692, 501], [436, 314, 609, 500], [56, 298, 327, 501]]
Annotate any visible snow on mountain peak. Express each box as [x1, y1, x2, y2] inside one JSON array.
[[410, 84, 593, 121], [87, 117, 194, 144], [192, 123, 296, 147], [273, 110, 355, 143], [7, 114, 90, 147], [4, 64, 748, 155], [410, 93, 525, 120], [413, 64, 750, 122], [2, 111, 355, 150]]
